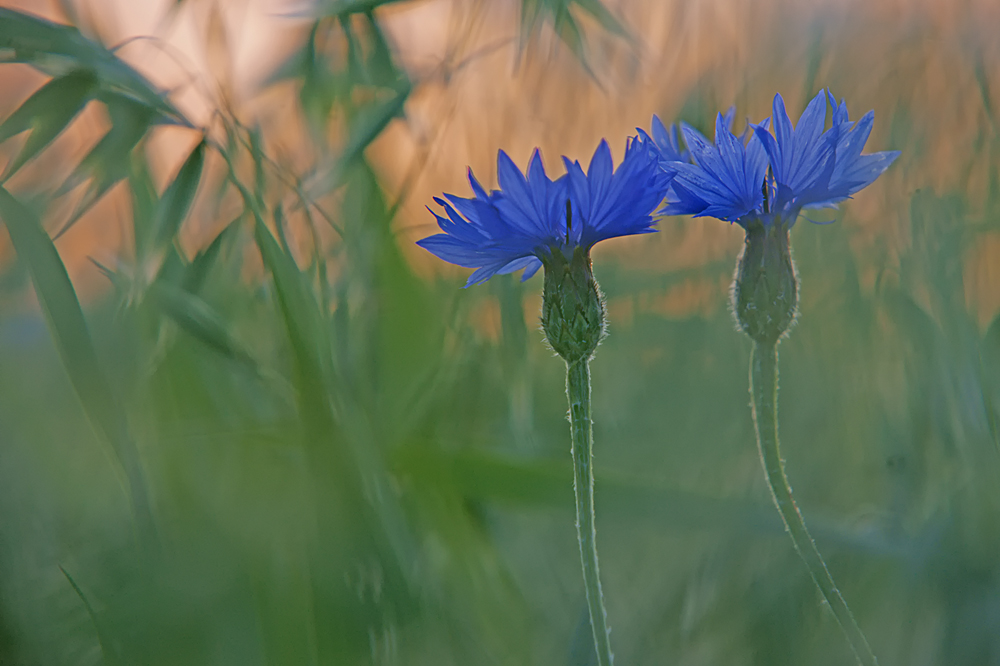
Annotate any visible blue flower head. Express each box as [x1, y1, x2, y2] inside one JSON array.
[[752, 90, 900, 225], [657, 111, 770, 224], [417, 138, 670, 287]]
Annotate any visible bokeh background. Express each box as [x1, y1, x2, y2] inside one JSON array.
[[0, 0, 999, 664]]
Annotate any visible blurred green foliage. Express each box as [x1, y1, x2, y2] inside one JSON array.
[[0, 2, 999, 666]]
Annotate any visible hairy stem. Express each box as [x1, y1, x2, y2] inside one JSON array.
[[750, 341, 878, 666], [567, 359, 614, 666]]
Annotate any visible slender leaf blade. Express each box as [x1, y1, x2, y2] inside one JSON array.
[[148, 281, 258, 372], [141, 138, 206, 273], [0, 69, 98, 180], [0, 186, 152, 531], [57, 95, 156, 228], [0, 8, 188, 125]]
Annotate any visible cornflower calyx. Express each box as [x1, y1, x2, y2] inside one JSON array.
[[541, 245, 606, 363], [733, 218, 798, 345]]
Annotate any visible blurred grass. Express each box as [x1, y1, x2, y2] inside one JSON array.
[[0, 0, 999, 665]]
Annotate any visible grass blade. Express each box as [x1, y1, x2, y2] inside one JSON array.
[[59, 565, 123, 666], [0, 69, 98, 180], [151, 139, 206, 251], [0, 186, 154, 542], [0, 8, 187, 125], [148, 280, 258, 372], [56, 95, 156, 230]]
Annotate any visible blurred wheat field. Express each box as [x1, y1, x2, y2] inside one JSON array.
[[0, 0, 999, 665]]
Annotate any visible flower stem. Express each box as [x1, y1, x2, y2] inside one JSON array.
[[566, 359, 614, 666], [749, 341, 878, 666]]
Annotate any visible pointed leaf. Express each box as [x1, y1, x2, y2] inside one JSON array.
[[335, 82, 409, 179], [55, 95, 156, 235], [0, 8, 188, 125], [0, 69, 98, 180], [128, 147, 158, 258], [148, 281, 258, 371], [313, 0, 408, 17], [0, 186, 152, 531], [148, 138, 206, 255], [182, 215, 240, 294], [252, 211, 331, 383]]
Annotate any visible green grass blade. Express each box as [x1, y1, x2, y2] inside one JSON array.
[[0, 8, 188, 125], [59, 566, 124, 666], [335, 83, 409, 180], [56, 95, 156, 232], [314, 0, 408, 17], [0, 69, 98, 180], [128, 147, 158, 259], [571, 0, 630, 38], [151, 139, 206, 252], [181, 216, 240, 294], [0, 186, 154, 540], [148, 281, 258, 372]]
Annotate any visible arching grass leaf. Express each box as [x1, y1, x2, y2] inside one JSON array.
[[518, 0, 630, 73], [128, 139, 206, 278], [60, 566, 124, 666], [322, 81, 409, 190], [0, 186, 152, 532], [182, 215, 241, 295], [0, 7, 187, 126], [129, 147, 158, 258], [0, 69, 98, 180], [56, 95, 157, 229], [148, 281, 258, 372], [313, 0, 408, 17]]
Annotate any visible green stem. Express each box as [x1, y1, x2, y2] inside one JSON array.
[[567, 359, 614, 666], [749, 341, 878, 666]]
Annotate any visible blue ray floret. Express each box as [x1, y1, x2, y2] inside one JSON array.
[[638, 115, 690, 164], [417, 138, 670, 286]]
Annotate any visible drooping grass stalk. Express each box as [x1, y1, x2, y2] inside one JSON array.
[[566, 359, 614, 666], [749, 340, 878, 666]]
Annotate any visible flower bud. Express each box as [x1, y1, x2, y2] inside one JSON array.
[[541, 246, 606, 363], [732, 220, 798, 345]]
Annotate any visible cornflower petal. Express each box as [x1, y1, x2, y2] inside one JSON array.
[[648, 115, 689, 163]]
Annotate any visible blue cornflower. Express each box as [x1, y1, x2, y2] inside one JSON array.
[[417, 138, 670, 287], [656, 112, 770, 224], [752, 90, 900, 224]]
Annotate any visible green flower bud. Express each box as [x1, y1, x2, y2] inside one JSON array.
[[732, 220, 799, 345], [541, 246, 606, 363]]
